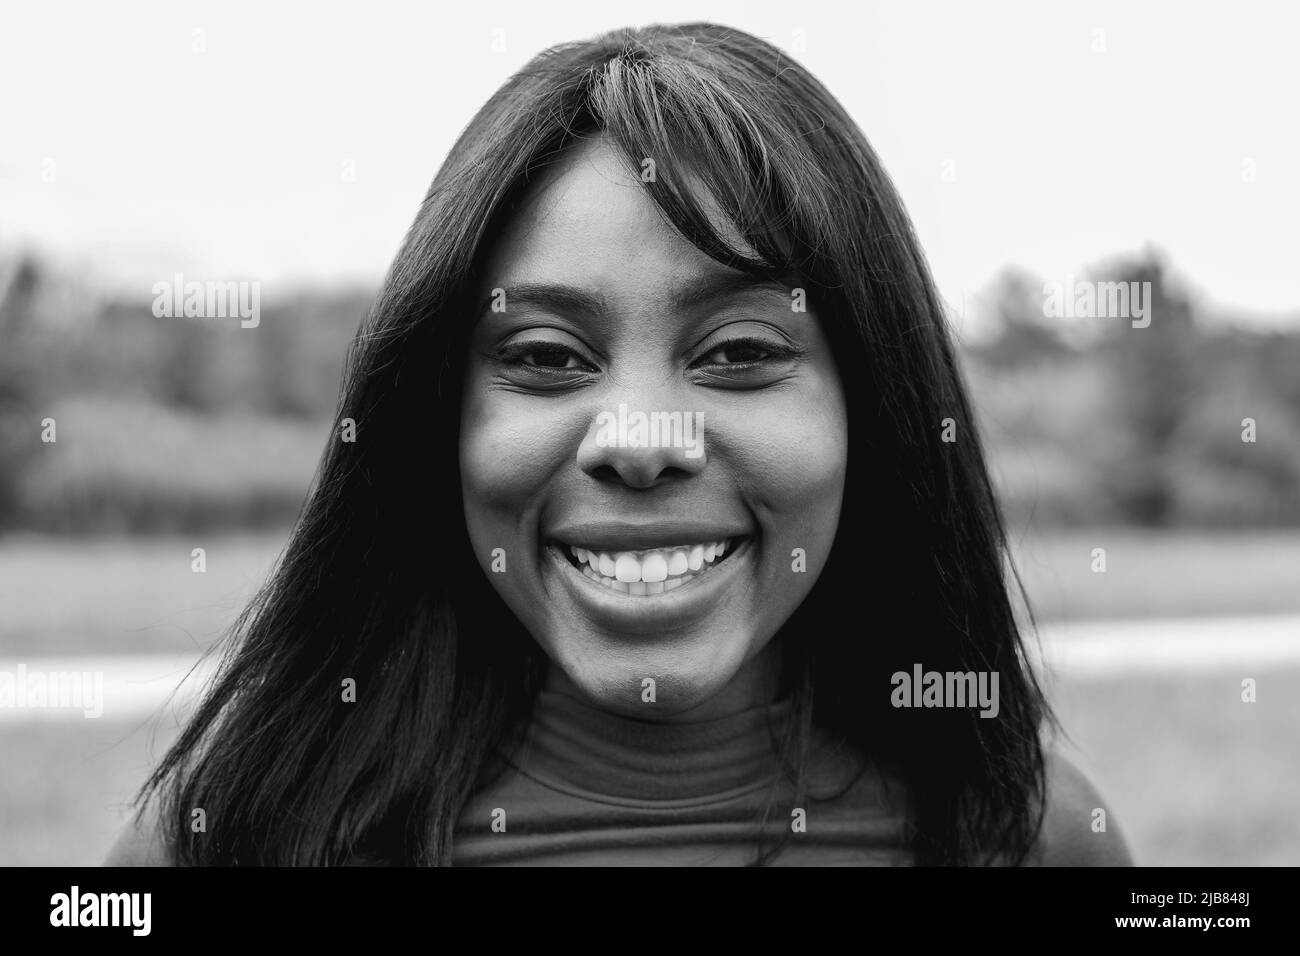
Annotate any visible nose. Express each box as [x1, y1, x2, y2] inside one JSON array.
[[576, 404, 708, 489]]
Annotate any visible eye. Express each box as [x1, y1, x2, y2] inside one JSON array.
[[694, 335, 801, 370], [688, 330, 805, 388], [513, 343, 584, 369], [698, 338, 776, 366], [494, 336, 597, 381]]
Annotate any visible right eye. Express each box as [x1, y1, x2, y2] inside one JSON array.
[[505, 343, 586, 369], [493, 337, 598, 384]]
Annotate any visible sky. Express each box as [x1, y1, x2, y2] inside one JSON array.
[[1, 0, 1297, 328]]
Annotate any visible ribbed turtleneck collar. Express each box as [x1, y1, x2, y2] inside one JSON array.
[[501, 689, 796, 805]]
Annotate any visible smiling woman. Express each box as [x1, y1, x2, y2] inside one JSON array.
[[107, 22, 1132, 867]]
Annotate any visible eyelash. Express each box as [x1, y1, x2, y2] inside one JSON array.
[[496, 341, 596, 376], [693, 336, 800, 369], [496, 336, 799, 376]]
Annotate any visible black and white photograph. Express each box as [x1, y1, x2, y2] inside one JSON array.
[[0, 0, 1293, 927]]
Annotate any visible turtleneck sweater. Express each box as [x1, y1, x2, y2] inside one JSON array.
[[451, 689, 911, 866], [101, 688, 1133, 866]]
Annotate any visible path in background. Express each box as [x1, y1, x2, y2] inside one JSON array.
[[4, 614, 1297, 723], [1035, 614, 1300, 674]]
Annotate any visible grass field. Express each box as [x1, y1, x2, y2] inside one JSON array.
[[0, 531, 285, 657], [1008, 528, 1300, 622], [1043, 666, 1300, 866]]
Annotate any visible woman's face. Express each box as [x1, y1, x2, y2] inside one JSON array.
[[460, 136, 847, 719]]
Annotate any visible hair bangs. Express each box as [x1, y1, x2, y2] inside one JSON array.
[[585, 42, 829, 283]]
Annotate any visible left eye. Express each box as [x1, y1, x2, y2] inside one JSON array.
[[699, 340, 772, 365]]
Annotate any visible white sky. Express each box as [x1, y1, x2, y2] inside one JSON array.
[[1, 0, 1296, 326]]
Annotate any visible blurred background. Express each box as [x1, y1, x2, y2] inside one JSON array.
[[1, 0, 1297, 865]]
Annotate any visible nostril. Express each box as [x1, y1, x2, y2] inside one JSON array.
[[587, 464, 624, 485], [588, 462, 696, 489]]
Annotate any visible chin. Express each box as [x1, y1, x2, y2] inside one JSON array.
[[547, 628, 766, 719]]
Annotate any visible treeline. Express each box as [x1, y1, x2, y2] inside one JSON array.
[[0, 258, 365, 532], [965, 252, 1300, 528]]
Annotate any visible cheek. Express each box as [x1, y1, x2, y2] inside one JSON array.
[[745, 398, 845, 631], [460, 381, 568, 596], [729, 385, 848, 540], [459, 379, 569, 514]]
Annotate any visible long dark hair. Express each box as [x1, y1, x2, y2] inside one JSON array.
[[140, 22, 1054, 866]]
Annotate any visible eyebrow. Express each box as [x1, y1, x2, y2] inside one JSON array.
[[475, 271, 796, 322]]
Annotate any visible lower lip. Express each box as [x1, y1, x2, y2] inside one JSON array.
[[544, 538, 754, 636]]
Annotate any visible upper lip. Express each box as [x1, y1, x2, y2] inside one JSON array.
[[548, 520, 751, 552]]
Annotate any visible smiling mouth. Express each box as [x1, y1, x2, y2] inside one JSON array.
[[557, 538, 743, 595]]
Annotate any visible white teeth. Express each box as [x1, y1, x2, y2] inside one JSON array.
[[614, 554, 640, 583], [641, 552, 668, 583], [565, 538, 737, 595]]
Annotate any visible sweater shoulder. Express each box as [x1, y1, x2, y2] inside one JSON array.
[[1026, 749, 1135, 866], [104, 797, 174, 866]]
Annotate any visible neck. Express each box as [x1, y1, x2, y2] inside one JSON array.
[[519, 662, 795, 802]]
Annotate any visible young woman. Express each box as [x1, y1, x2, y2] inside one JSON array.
[[108, 22, 1133, 866]]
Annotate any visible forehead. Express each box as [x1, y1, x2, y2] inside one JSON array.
[[480, 136, 761, 295]]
